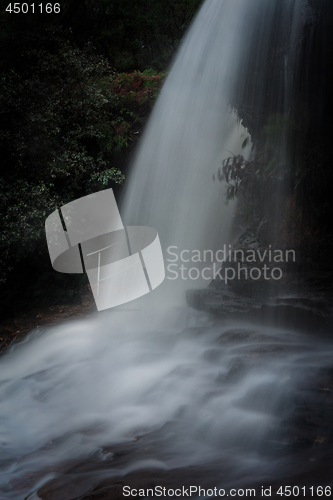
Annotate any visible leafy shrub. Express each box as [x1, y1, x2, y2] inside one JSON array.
[[97, 70, 167, 154], [0, 35, 124, 286]]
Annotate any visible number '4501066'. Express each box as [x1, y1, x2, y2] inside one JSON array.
[[6, 3, 60, 13]]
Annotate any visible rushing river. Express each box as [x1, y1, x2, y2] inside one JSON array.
[[0, 306, 333, 498], [1, 0, 331, 498]]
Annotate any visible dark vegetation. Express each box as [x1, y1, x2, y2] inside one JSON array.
[[0, 0, 202, 319]]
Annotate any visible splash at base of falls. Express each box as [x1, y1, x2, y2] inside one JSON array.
[[1, 306, 333, 499]]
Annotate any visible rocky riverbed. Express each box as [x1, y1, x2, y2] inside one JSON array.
[[3, 320, 333, 500], [187, 222, 333, 335]]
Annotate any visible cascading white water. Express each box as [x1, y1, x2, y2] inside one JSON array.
[[1, 312, 333, 499], [121, 0, 253, 298], [0, 1, 323, 499]]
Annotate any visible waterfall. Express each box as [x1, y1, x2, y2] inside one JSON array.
[[1, 1, 328, 499], [120, 0, 254, 300], [121, 0, 304, 301]]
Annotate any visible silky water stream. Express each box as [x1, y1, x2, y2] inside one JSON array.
[[1, 0, 332, 498]]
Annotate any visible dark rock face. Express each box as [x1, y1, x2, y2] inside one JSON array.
[[186, 285, 256, 319], [186, 221, 333, 333], [186, 281, 333, 333], [248, 303, 333, 332]]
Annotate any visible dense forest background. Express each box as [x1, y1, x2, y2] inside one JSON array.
[[0, 0, 332, 322], [0, 0, 203, 319]]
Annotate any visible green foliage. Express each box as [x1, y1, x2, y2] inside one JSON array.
[[213, 155, 254, 201], [0, 0, 203, 316], [214, 113, 302, 205], [98, 70, 167, 154], [0, 33, 124, 285]]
